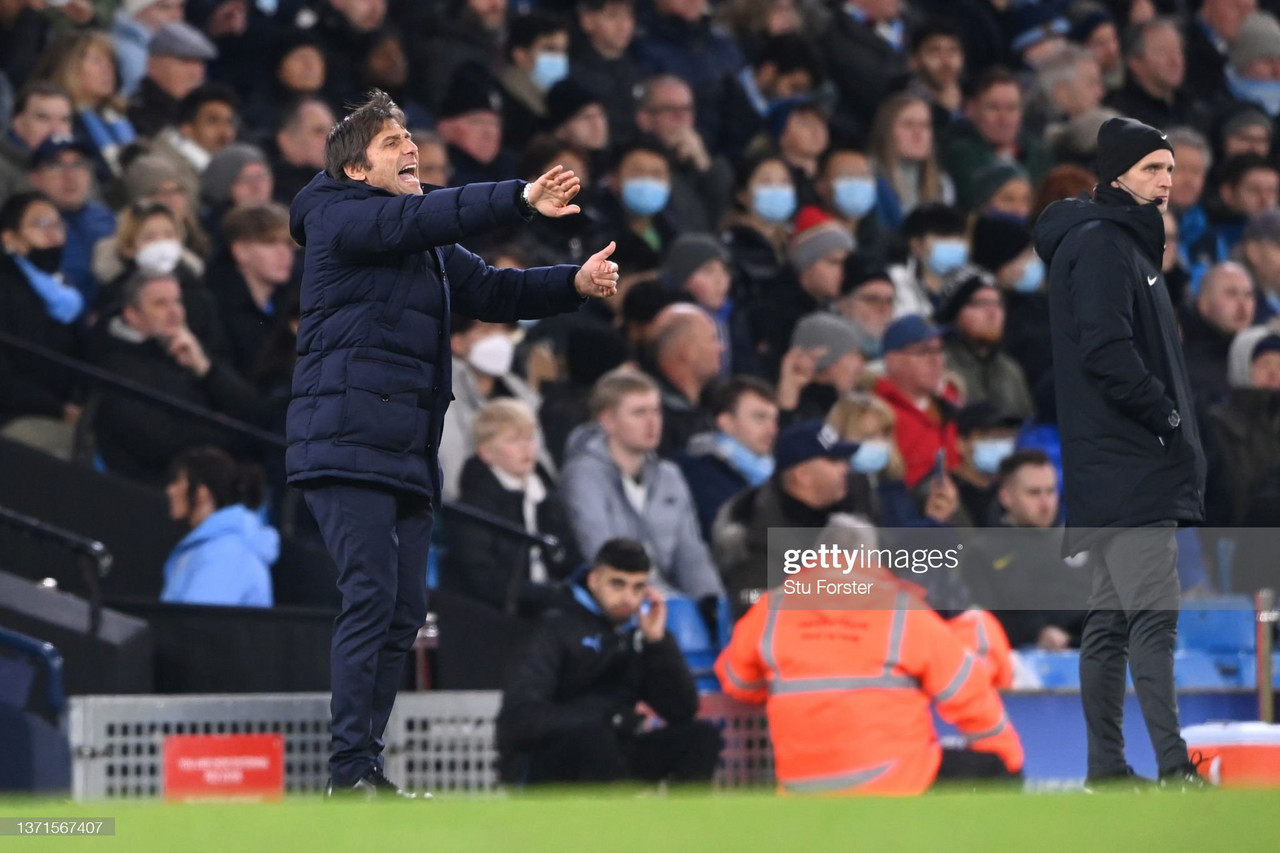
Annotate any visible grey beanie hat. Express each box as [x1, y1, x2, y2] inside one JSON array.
[[790, 312, 863, 370], [1230, 12, 1280, 74], [200, 143, 268, 208], [661, 233, 729, 289]]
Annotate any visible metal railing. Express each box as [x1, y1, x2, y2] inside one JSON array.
[[0, 504, 113, 635]]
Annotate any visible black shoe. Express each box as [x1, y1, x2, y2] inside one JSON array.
[[325, 767, 430, 800], [1083, 765, 1154, 793], [1159, 752, 1211, 791]]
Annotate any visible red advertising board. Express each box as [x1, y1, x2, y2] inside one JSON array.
[[163, 734, 285, 802]]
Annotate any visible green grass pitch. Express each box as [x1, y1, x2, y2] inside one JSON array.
[[3, 789, 1280, 852]]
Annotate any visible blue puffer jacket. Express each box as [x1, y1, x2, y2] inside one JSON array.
[[285, 173, 584, 499]]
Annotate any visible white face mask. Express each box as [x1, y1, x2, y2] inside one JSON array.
[[135, 239, 183, 274], [468, 333, 515, 377]]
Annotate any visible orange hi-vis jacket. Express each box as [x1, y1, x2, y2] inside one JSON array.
[[947, 609, 1014, 690], [715, 584, 1024, 796]]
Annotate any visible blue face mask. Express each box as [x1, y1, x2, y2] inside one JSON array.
[[926, 239, 968, 276], [851, 440, 890, 475], [972, 437, 1016, 475], [1227, 69, 1280, 117], [621, 178, 670, 216], [716, 434, 775, 486], [832, 177, 877, 219], [531, 52, 570, 91], [1013, 256, 1044, 293], [752, 185, 796, 223]]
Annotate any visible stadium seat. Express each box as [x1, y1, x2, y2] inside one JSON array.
[[1018, 650, 1081, 689], [1229, 653, 1280, 689], [1177, 597, 1256, 654], [1173, 649, 1236, 689], [664, 595, 721, 693]]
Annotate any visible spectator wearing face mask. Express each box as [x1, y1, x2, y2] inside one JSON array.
[[813, 147, 882, 252], [0, 191, 84, 459], [950, 400, 1023, 527], [887, 203, 968, 319], [592, 137, 678, 272], [498, 12, 572, 149], [969, 161, 1033, 224], [723, 153, 797, 307], [94, 202, 225, 356], [1224, 12, 1280, 121], [439, 317, 551, 501]]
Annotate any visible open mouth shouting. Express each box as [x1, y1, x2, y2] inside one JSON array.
[[398, 161, 419, 190]]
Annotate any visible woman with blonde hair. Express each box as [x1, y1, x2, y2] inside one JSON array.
[[31, 30, 137, 184], [827, 391, 958, 526], [868, 94, 955, 231]]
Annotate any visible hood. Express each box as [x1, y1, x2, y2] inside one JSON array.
[[563, 422, 611, 462], [1034, 186, 1165, 268], [1227, 324, 1275, 389], [179, 504, 281, 564], [289, 171, 388, 246]]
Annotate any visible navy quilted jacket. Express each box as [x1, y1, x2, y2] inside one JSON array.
[[285, 173, 584, 499]]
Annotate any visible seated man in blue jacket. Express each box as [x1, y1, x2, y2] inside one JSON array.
[[496, 538, 722, 787], [286, 89, 621, 799]]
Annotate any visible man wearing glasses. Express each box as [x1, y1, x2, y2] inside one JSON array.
[[26, 136, 114, 303], [873, 314, 962, 491]]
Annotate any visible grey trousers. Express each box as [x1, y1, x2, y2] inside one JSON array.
[[1079, 522, 1189, 778]]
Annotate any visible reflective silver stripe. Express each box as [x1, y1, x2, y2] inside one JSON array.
[[966, 713, 1009, 744], [975, 616, 989, 657], [724, 660, 766, 692], [771, 675, 919, 695], [935, 654, 974, 703], [760, 604, 781, 677], [882, 590, 910, 676], [782, 761, 894, 794]]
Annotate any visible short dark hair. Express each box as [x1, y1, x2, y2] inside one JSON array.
[[756, 34, 824, 85], [1121, 17, 1180, 60], [578, 0, 633, 11], [908, 19, 964, 55], [592, 537, 651, 574], [1220, 153, 1278, 189], [964, 66, 1020, 101], [706, 375, 776, 417], [223, 202, 290, 245], [996, 449, 1052, 486], [901, 202, 966, 240], [14, 80, 71, 117], [0, 190, 54, 234], [169, 446, 265, 511], [324, 89, 406, 181], [179, 82, 239, 126], [120, 269, 180, 309], [505, 10, 568, 62], [609, 133, 671, 174]]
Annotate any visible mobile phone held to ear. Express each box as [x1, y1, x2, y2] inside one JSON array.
[[933, 448, 947, 482]]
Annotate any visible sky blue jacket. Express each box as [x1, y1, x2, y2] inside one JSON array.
[[161, 505, 278, 607]]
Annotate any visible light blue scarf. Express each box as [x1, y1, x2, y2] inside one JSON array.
[[12, 254, 84, 324]]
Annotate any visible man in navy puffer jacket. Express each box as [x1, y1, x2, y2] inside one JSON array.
[[287, 89, 620, 798]]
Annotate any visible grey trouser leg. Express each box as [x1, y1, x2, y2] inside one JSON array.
[[1079, 523, 1188, 777]]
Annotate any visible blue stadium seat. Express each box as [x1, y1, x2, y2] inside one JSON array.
[[1020, 650, 1081, 689], [1177, 597, 1256, 654], [1173, 649, 1236, 689], [664, 595, 722, 693], [1229, 653, 1280, 689]]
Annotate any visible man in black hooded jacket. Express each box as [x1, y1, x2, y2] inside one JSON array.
[[496, 538, 721, 786], [1034, 117, 1207, 790]]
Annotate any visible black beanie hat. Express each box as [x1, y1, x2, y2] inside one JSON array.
[[1095, 117, 1173, 186], [971, 215, 1033, 272]]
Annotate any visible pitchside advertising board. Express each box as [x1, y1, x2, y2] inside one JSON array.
[[163, 734, 285, 802]]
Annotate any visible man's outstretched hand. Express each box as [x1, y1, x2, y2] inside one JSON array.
[[527, 165, 582, 217], [575, 241, 619, 299]]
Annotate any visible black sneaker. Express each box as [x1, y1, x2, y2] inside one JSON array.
[[1159, 752, 1211, 791], [325, 767, 430, 800], [1083, 765, 1154, 793]]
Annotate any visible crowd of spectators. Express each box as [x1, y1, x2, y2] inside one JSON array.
[[2, 0, 1280, 638]]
